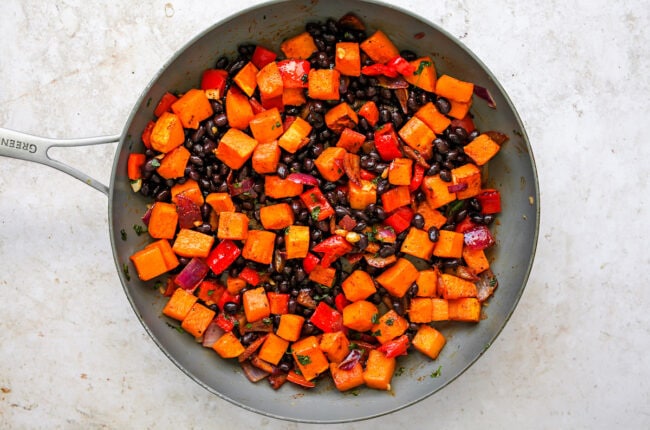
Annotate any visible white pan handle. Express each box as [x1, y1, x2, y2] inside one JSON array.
[[0, 127, 121, 196]]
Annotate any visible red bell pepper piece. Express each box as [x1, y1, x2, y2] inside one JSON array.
[[312, 236, 354, 268], [127, 153, 146, 180], [300, 187, 335, 222], [408, 164, 426, 192], [162, 277, 177, 297], [238, 267, 261, 286], [201, 69, 228, 97], [141, 120, 155, 149], [215, 312, 236, 332], [455, 217, 476, 234], [303, 253, 320, 275], [334, 293, 350, 314], [267, 292, 290, 315], [251, 45, 277, 69], [360, 169, 377, 181], [476, 189, 502, 214], [153, 92, 178, 118], [286, 370, 316, 388], [386, 56, 416, 76], [277, 59, 310, 88], [309, 302, 343, 333], [376, 334, 410, 358], [374, 123, 403, 161], [248, 96, 265, 115], [361, 63, 399, 78], [217, 290, 240, 311], [207, 240, 241, 275], [383, 207, 414, 234]]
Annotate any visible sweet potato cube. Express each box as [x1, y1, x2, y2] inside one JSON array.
[[214, 128, 258, 170], [217, 211, 250, 241], [233, 61, 259, 97], [280, 31, 318, 59], [260, 203, 295, 230], [330, 362, 365, 392], [409, 298, 433, 323], [314, 146, 347, 182], [157, 145, 191, 179], [375, 258, 419, 298], [371, 309, 409, 344], [451, 163, 482, 199], [285, 225, 310, 259], [130, 245, 170, 281], [242, 230, 276, 264], [150, 112, 185, 153], [335, 127, 366, 153], [404, 56, 437, 92], [251, 140, 281, 174], [171, 179, 204, 206], [412, 325, 446, 359], [358, 100, 379, 126], [308, 264, 336, 287], [398, 116, 435, 156], [181, 303, 216, 338], [416, 201, 447, 230], [335, 42, 361, 76], [308, 68, 341, 100], [343, 300, 378, 332], [422, 174, 456, 209], [363, 349, 396, 390], [212, 331, 245, 358], [282, 87, 306, 106], [264, 175, 303, 198], [414, 102, 451, 134], [400, 227, 435, 261], [416, 269, 438, 297], [360, 30, 400, 64], [433, 230, 464, 259], [292, 336, 329, 381], [462, 247, 490, 274], [436, 74, 474, 103], [439, 273, 478, 299], [172, 228, 215, 258], [463, 133, 501, 166], [381, 186, 411, 213], [205, 193, 235, 213], [162, 288, 198, 321], [225, 87, 254, 130], [278, 116, 312, 153], [249, 107, 284, 144], [148, 202, 178, 239], [448, 99, 472, 120], [448, 298, 481, 322], [276, 313, 305, 342], [258, 333, 289, 365], [320, 331, 350, 364], [171, 88, 213, 129], [226, 276, 246, 295], [256, 61, 284, 99], [242, 286, 271, 323], [388, 158, 413, 186], [324, 102, 358, 133], [342, 270, 377, 302], [145, 239, 179, 272], [348, 179, 377, 210], [431, 298, 450, 321]]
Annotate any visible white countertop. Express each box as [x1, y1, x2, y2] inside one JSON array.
[[1, 0, 649, 428]]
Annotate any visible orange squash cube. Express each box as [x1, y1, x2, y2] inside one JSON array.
[[341, 270, 377, 302], [462, 247, 490, 274], [363, 349, 396, 390], [371, 309, 409, 344], [217, 211, 250, 241], [314, 146, 347, 182], [448, 298, 481, 322], [171, 88, 213, 129], [264, 175, 304, 198], [398, 116, 435, 156], [438, 273, 478, 299], [172, 228, 215, 258], [414, 102, 451, 134], [463, 133, 501, 166], [335, 127, 366, 153], [375, 258, 419, 298], [348, 179, 377, 210], [278, 116, 312, 153], [181, 303, 216, 338], [416, 201, 447, 230], [212, 332, 245, 358], [150, 112, 185, 153], [330, 362, 365, 392], [342, 300, 378, 332], [257, 333, 289, 365], [388, 158, 413, 186], [308, 68, 340, 100], [214, 128, 258, 170], [256, 61, 284, 99], [319, 331, 350, 364], [252, 140, 281, 174], [334, 42, 361, 76], [242, 230, 276, 265], [171, 179, 204, 206], [205, 192, 235, 213], [162, 288, 198, 321], [431, 298, 450, 321], [432, 230, 464, 259], [435, 74, 474, 103], [233, 61, 259, 97], [285, 225, 310, 259], [148, 202, 178, 239], [280, 32, 318, 60], [451, 163, 482, 199], [412, 325, 446, 359], [400, 227, 435, 260], [291, 336, 329, 381], [409, 297, 433, 323], [360, 30, 400, 64], [308, 264, 337, 287], [381, 186, 411, 213], [415, 269, 438, 297], [276, 313, 305, 342], [404, 56, 437, 93], [242, 286, 271, 323], [260, 203, 295, 230], [422, 174, 456, 209], [249, 107, 284, 144], [225, 87, 254, 130], [324, 102, 358, 133]]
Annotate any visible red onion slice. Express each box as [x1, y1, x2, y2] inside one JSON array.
[[463, 225, 496, 250], [201, 321, 224, 348], [241, 361, 270, 383], [338, 349, 362, 371], [447, 182, 468, 193], [286, 172, 320, 186], [174, 257, 209, 291], [473, 84, 497, 108], [176, 194, 202, 229]]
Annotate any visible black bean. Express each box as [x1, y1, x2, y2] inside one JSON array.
[[434, 138, 449, 154], [214, 113, 228, 127], [426, 164, 441, 176], [428, 227, 440, 242], [379, 245, 395, 258], [412, 213, 425, 229], [223, 302, 239, 314], [439, 168, 452, 182], [357, 234, 368, 250], [435, 97, 451, 114], [155, 188, 170, 202], [454, 209, 468, 223], [276, 163, 288, 179]]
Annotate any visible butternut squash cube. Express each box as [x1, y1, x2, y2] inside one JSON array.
[[422, 174, 456, 209], [348, 179, 377, 210], [463, 133, 501, 166], [314, 146, 347, 182], [249, 107, 284, 144], [451, 163, 482, 199], [341, 270, 377, 302], [260, 203, 295, 230], [412, 325, 446, 359], [252, 140, 281, 174], [233, 61, 259, 97], [242, 230, 276, 265], [214, 128, 258, 170], [181, 303, 216, 338], [308, 68, 341, 100], [285, 225, 310, 259], [388, 158, 413, 186], [398, 116, 435, 156], [375, 258, 419, 298], [278, 116, 312, 153], [400, 227, 435, 260], [217, 211, 250, 241], [280, 32, 318, 60], [432, 230, 464, 259]]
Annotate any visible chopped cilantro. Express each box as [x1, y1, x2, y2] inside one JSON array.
[[309, 192, 319, 203], [371, 329, 382, 337], [430, 365, 442, 378], [348, 342, 359, 350], [414, 60, 432, 75], [296, 354, 312, 365], [262, 317, 273, 326], [120, 229, 127, 241], [385, 318, 395, 326], [310, 206, 321, 221], [207, 289, 215, 296], [166, 322, 185, 334], [371, 313, 379, 324], [395, 366, 405, 377], [122, 263, 130, 281], [150, 158, 160, 168], [301, 74, 308, 83], [133, 224, 147, 236]]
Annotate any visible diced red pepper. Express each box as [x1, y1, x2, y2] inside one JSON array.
[[312, 235, 354, 268], [217, 290, 241, 311], [300, 187, 335, 222], [261, 94, 284, 112], [361, 63, 399, 78], [251, 45, 277, 69], [201, 69, 228, 97], [141, 120, 155, 149], [238, 267, 261, 286], [207, 239, 241, 275], [309, 302, 343, 333], [162, 277, 177, 297], [153, 92, 179, 118], [334, 293, 350, 314], [386, 56, 416, 76], [455, 217, 476, 234], [215, 312, 236, 332], [463, 225, 496, 251], [277, 59, 310, 88], [451, 115, 476, 134], [248, 96, 265, 115], [383, 207, 414, 234], [127, 153, 146, 180], [376, 334, 410, 358], [287, 370, 316, 388], [303, 253, 320, 275], [267, 292, 290, 315], [408, 164, 426, 192], [374, 123, 403, 161], [476, 189, 502, 214], [360, 169, 377, 181]]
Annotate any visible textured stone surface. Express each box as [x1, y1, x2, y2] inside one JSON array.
[[1, 0, 649, 428]]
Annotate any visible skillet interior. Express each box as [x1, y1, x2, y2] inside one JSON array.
[[108, 0, 539, 423]]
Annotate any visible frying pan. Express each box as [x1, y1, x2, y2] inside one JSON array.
[[0, 0, 539, 423]]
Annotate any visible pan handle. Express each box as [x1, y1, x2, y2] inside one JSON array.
[[0, 127, 120, 196]]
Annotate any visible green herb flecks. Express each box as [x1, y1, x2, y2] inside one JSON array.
[[430, 365, 442, 378], [371, 313, 380, 324], [310, 206, 321, 221], [120, 229, 127, 241], [122, 263, 131, 281], [296, 354, 312, 365], [385, 318, 395, 326], [150, 158, 160, 168], [133, 224, 148, 236], [413, 60, 432, 76]]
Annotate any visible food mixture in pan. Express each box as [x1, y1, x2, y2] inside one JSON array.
[[127, 13, 505, 392]]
